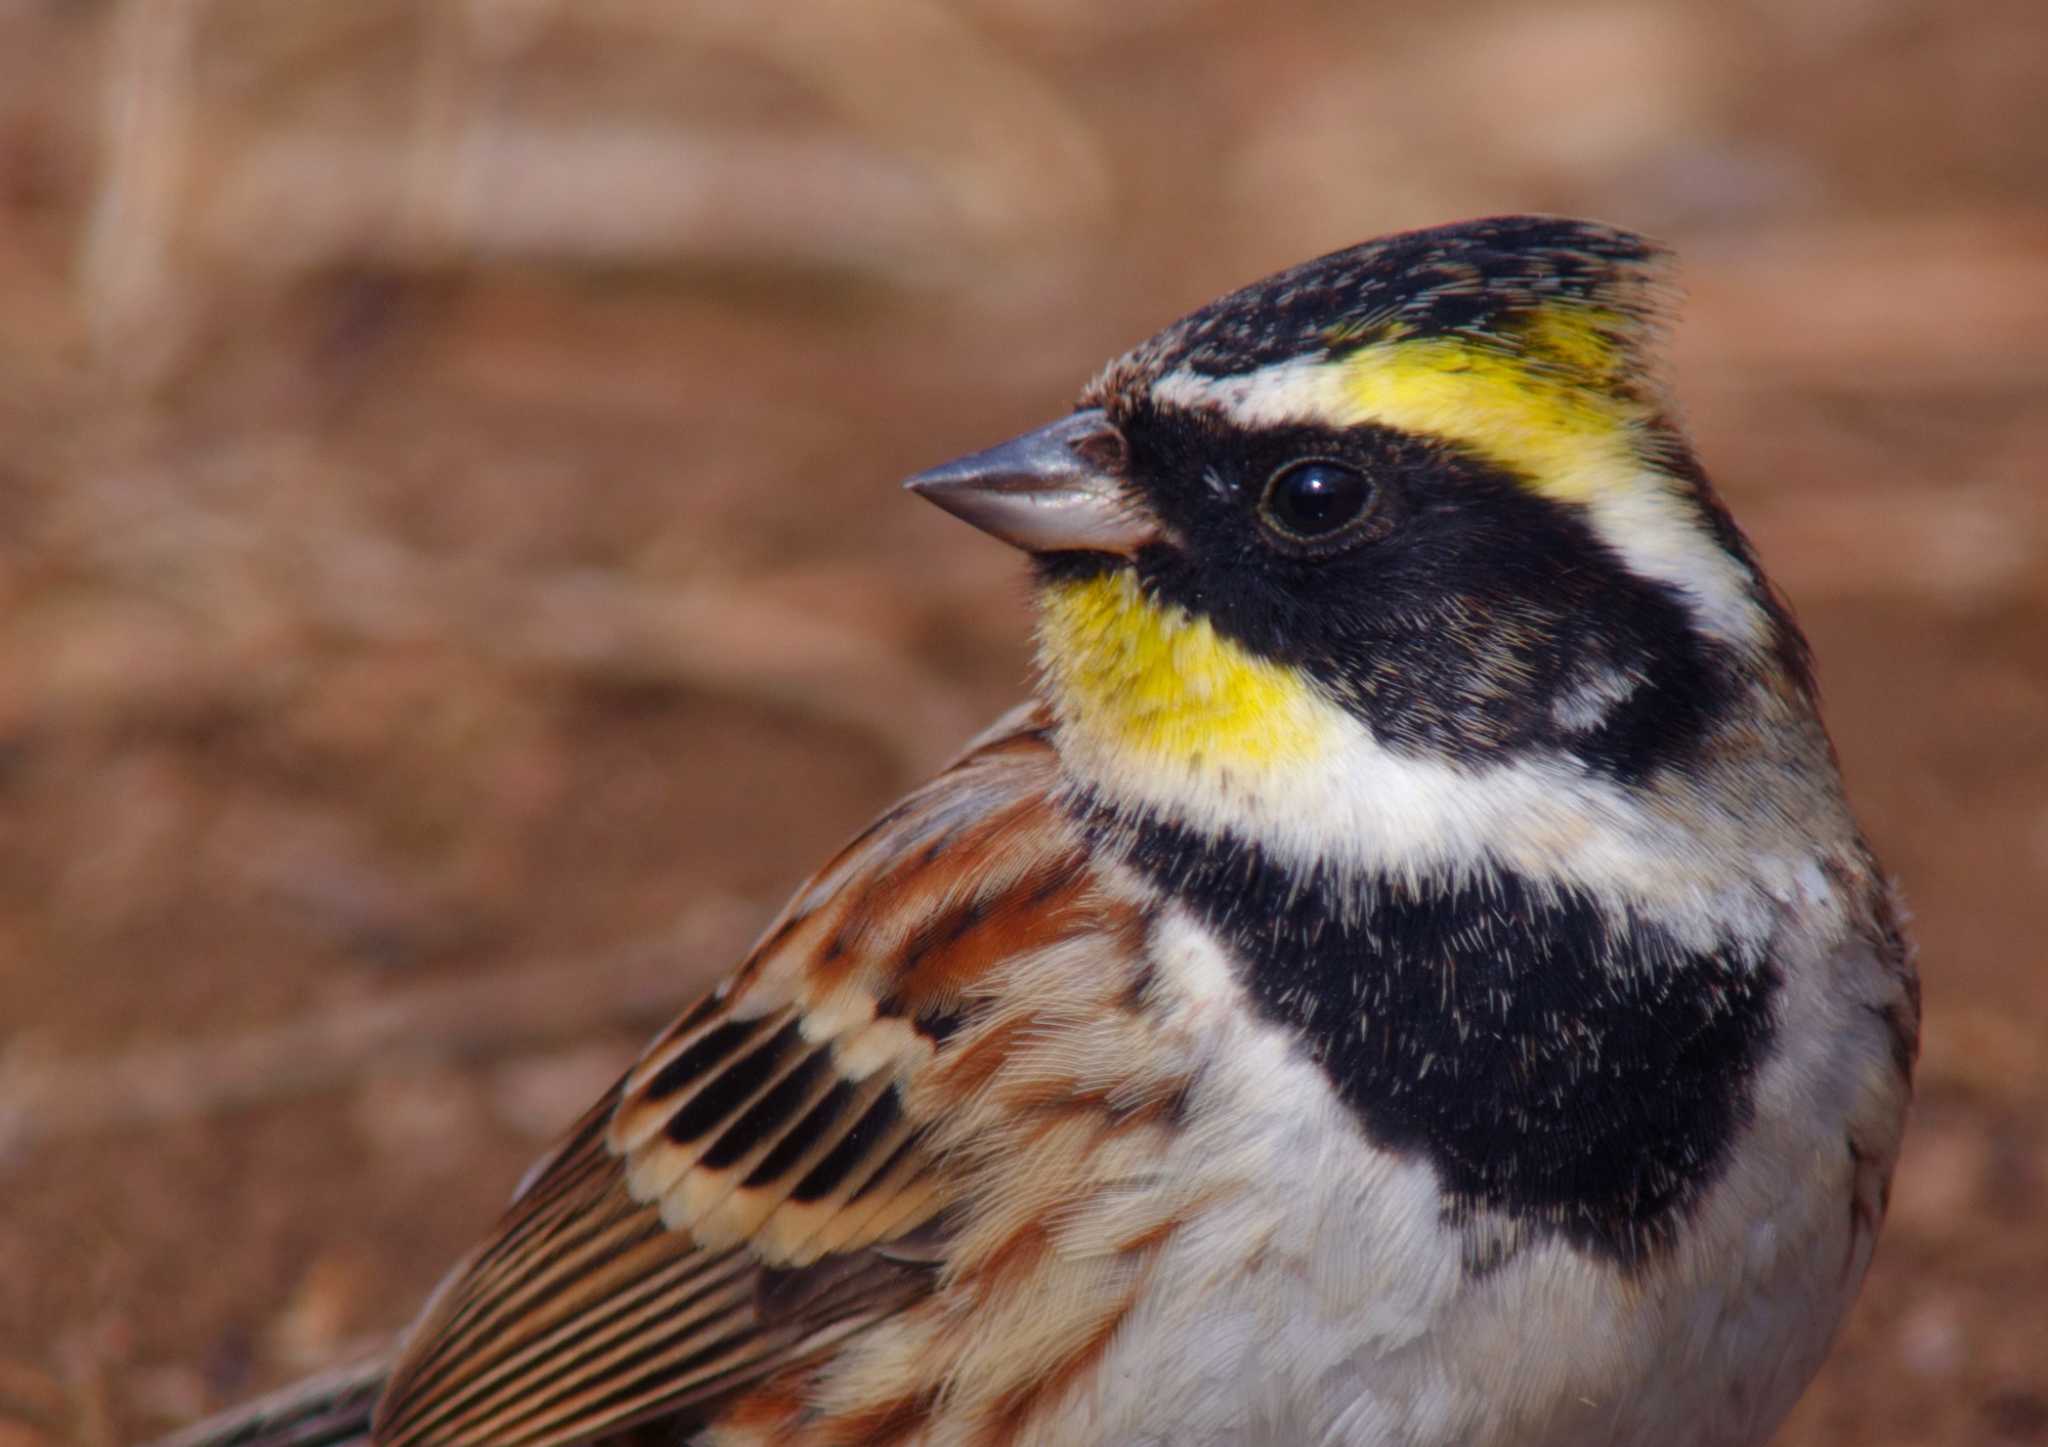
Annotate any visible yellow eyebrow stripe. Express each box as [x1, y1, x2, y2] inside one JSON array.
[[1315, 317, 1764, 647], [1333, 324, 1649, 505]]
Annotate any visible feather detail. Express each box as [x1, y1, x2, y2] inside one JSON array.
[[147, 1357, 388, 1447], [372, 705, 1190, 1445]]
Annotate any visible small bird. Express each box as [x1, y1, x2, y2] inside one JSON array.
[[156, 216, 1917, 1447]]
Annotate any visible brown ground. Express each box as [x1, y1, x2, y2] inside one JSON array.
[[1, 3, 2044, 1444]]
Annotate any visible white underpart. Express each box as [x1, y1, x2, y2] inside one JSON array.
[[1148, 362, 1769, 651], [1025, 903, 1899, 1447], [1056, 685, 1789, 958]]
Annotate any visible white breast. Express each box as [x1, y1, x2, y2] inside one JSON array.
[[1028, 907, 1891, 1447]]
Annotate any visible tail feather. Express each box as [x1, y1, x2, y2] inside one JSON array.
[[143, 1356, 388, 1447]]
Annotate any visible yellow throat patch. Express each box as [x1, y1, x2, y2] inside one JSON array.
[[1036, 568, 1337, 776]]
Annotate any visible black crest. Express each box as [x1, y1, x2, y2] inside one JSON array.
[[1095, 215, 1673, 388]]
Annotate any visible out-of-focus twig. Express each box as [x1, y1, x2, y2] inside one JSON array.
[[1676, 215, 2048, 391], [15, 439, 983, 774], [0, 898, 762, 1157], [401, 0, 563, 267], [78, 0, 202, 385], [189, 0, 1111, 291], [634, 0, 1114, 249]]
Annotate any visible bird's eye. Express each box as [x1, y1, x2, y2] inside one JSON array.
[[1259, 460, 1376, 546]]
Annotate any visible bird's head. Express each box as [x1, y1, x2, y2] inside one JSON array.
[[910, 217, 1814, 870]]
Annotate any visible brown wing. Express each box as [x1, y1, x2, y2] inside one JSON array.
[[373, 707, 1115, 1447]]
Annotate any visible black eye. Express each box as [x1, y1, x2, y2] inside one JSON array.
[[1260, 460, 1376, 545]]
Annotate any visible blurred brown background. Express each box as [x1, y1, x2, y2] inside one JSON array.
[[0, 2, 2043, 1443]]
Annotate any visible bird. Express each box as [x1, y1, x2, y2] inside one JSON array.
[[152, 215, 1917, 1447]]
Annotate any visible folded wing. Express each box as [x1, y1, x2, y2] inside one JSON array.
[[374, 708, 1124, 1446]]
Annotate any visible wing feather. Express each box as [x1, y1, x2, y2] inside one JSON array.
[[373, 707, 1095, 1445]]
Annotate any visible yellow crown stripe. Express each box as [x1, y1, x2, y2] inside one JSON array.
[[1332, 312, 1651, 505]]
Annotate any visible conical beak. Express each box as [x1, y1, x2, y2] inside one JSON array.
[[905, 409, 1158, 556]]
